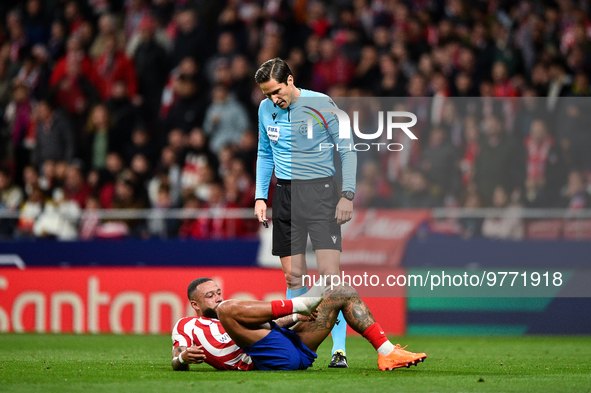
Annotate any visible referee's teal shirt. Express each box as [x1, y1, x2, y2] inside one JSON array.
[[255, 89, 357, 200]]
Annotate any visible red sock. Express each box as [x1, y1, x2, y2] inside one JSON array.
[[271, 299, 293, 318], [362, 323, 388, 350]]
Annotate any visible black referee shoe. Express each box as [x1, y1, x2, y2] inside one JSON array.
[[328, 350, 348, 368]]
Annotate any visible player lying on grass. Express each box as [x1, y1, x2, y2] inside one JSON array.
[[171, 277, 426, 371]]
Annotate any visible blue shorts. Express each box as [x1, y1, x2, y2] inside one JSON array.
[[242, 323, 317, 370]]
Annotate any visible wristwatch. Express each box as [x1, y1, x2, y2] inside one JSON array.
[[341, 191, 355, 201]]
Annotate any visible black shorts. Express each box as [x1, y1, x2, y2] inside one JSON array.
[[272, 176, 341, 257]]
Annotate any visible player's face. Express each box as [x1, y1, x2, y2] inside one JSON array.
[[191, 281, 223, 319], [259, 76, 294, 109]]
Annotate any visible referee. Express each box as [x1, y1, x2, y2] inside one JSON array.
[[253, 58, 357, 368]]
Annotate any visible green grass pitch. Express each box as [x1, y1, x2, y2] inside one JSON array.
[[0, 334, 590, 392]]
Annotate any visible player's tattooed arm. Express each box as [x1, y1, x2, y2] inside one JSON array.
[[274, 312, 318, 329], [274, 315, 297, 329], [297, 298, 340, 333], [171, 346, 189, 371]]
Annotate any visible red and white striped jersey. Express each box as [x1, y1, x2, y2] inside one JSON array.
[[172, 316, 255, 371]]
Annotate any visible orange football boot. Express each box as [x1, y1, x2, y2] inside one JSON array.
[[377, 344, 427, 371]]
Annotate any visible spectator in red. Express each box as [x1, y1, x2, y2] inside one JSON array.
[[227, 156, 255, 208], [524, 119, 554, 184], [95, 152, 125, 208], [49, 35, 97, 89], [310, 38, 355, 93], [63, 162, 92, 209], [94, 34, 138, 100], [53, 51, 100, 121], [492, 61, 519, 98], [178, 195, 207, 239], [201, 181, 239, 239], [179, 181, 241, 239], [223, 171, 256, 236], [307, 2, 331, 38]]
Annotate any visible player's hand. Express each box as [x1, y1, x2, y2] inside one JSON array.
[[335, 198, 353, 225], [254, 199, 268, 224], [182, 345, 206, 364]]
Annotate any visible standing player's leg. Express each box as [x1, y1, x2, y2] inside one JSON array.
[[303, 178, 350, 367], [315, 249, 348, 367], [292, 284, 427, 370], [274, 181, 309, 299], [281, 254, 308, 299]]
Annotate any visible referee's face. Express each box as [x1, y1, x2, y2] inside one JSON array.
[[259, 76, 294, 109]]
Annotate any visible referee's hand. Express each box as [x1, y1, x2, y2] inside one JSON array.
[[335, 198, 353, 225], [254, 199, 268, 224]]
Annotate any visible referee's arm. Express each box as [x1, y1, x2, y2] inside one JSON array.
[[327, 101, 357, 224], [327, 111, 357, 193], [255, 105, 274, 223]]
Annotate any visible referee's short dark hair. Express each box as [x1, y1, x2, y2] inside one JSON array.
[[187, 277, 213, 300], [254, 57, 293, 85]]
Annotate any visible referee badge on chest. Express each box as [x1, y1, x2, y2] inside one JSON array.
[[267, 126, 280, 145]]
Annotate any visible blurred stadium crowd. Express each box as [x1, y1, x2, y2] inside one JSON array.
[[0, 0, 590, 240]]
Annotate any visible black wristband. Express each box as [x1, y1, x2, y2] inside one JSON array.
[[341, 191, 355, 201]]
